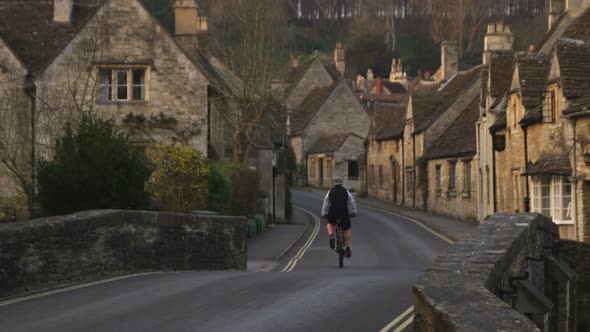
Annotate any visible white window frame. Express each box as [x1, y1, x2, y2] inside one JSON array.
[[530, 176, 573, 224], [96, 66, 150, 102]]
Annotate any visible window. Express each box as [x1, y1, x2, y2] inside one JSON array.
[[435, 164, 442, 197], [309, 160, 316, 178], [531, 176, 572, 223], [369, 164, 375, 186], [406, 169, 414, 194], [463, 161, 472, 196], [448, 161, 457, 191], [542, 91, 555, 123], [378, 165, 384, 188], [97, 67, 148, 102], [326, 159, 333, 178], [348, 161, 359, 180]]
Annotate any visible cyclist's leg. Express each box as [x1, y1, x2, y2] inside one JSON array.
[[326, 223, 335, 236], [344, 229, 352, 247]]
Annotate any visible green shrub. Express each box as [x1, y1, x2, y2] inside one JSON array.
[[147, 143, 209, 213], [207, 162, 232, 213], [36, 113, 152, 216], [254, 214, 266, 233], [247, 219, 257, 238]]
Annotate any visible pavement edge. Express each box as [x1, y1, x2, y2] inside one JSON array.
[[275, 207, 313, 262]]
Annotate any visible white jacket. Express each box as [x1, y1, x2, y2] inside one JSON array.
[[321, 188, 358, 217]]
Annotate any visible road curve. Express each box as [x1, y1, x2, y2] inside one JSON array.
[[0, 189, 450, 332]]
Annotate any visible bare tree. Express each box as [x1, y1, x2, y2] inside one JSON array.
[[210, 0, 288, 163]]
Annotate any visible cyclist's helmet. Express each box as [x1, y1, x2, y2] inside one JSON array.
[[332, 177, 343, 187]]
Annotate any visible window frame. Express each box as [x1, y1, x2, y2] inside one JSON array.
[[542, 90, 555, 123], [348, 160, 359, 180], [530, 175, 573, 224], [463, 161, 471, 197], [95, 65, 150, 102], [435, 164, 442, 197], [448, 160, 457, 192]]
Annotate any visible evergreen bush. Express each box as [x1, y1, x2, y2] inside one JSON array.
[[36, 113, 152, 216], [207, 162, 232, 213]]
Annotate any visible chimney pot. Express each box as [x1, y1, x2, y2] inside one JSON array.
[[54, 0, 73, 24]]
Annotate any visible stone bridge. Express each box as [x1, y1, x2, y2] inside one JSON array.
[[414, 213, 590, 331], [0, 210, 247, 299]]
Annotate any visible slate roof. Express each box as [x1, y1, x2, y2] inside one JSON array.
[[490, 110, 507, 132], [524, 153, 572, 176], [489, 52, 515, 98], [510, 53, 550, 126], [563, 90, 590, 117], [0, 0, 242, 96], [289, 80, 339, 136], [0, 0, 100, 73], [283, 58, 340, 98], [370, 102, 407, 141], [382, 80, 407, 94], [562, 7, 590, 41], [413, 65, 483, 134], [307, 133, 361, 154], [555, 38, 590, 99], [423, 95, 479, 160]]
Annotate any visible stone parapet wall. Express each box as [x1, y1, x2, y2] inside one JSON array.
[[0, 210, 247, 298], [414, 213, 561, 331], [559, 239, 590, 331]]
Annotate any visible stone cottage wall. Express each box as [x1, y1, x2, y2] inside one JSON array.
[[285, 60, 333, 111], [427, 157, 477, 220], [36, 0, 210, 155], [367, 139, 403, 204]]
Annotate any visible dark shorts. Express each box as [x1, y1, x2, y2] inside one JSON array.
[[328, 217, 351, 231]]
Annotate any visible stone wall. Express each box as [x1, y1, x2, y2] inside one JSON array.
[[559, 239, 590, 331], [367, 139, 403, 204], [0, 210, 247, 298], [414, 213, 577, 331], [36, 0, 210, 156], [427, 158, 477, 220]]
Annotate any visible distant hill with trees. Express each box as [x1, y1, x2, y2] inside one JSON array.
[[145, 0, 548, 77]]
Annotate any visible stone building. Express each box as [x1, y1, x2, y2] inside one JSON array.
[[289, 79, 370, 192], [423, 96, 480, 220], [283, 51, 342, 114], [0, 0, 241, 197], [355, 58, 409, 105], [402, 45, 484, 210], [366, 102, 407, 203], [492, 53, 550, 215]]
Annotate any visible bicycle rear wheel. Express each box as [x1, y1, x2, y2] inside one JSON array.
[[336, 226, 344, 268]]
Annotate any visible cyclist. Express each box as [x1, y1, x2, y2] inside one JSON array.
[[321, 177, 357, 258]]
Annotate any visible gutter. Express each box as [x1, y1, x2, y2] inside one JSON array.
[[523, 125, 530, 212]]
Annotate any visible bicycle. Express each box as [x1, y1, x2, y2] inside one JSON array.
[[334, 219, 345, 268]]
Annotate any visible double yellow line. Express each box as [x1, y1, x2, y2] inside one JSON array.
[[379, 306, 414, 332], [281, 206, 321, 273]]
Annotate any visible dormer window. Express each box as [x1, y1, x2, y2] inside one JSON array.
[[542, 91, 555, 123], [97, 66, 150, 102]]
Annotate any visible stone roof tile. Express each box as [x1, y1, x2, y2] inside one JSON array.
[[371, 102, 407, 141], [489, 52, 515, 98], [289, 80, 339, 136], [524, 153, 572, 176], [307, 133, 355, 154], [423, 95, 479, 160], [555, 38, 590, 98]]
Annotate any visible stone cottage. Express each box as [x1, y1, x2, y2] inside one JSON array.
[[492, 53, 550, 216], [0, 0, 240, 198], [402, 40, 484, 210], [423, 96, 480, 220], [366, 102, 407, 203], [289, 79, 370, 192]]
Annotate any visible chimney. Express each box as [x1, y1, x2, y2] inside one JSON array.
[[441, 41, 458, 81], [376, 77, 382, 94], [567, 0, 590, 17], [54, 0, 73, 24], [334, 42, 345, 76], [483, 21, 514, 64], [174, 0, 209, 55], [367, 69, 374, 81], [549, 0, 565, 30]]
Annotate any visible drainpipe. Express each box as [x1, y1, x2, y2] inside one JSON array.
[[492, 141, 498, 213], [24, 74, 37, 197], [523, 125, 530, 212], [412, 133, 417, 209], [401, 136, 405, 205], [572, 119, 579, 241]]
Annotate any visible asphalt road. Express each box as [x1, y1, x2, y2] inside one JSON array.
[[0, 190, 450, 332]]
